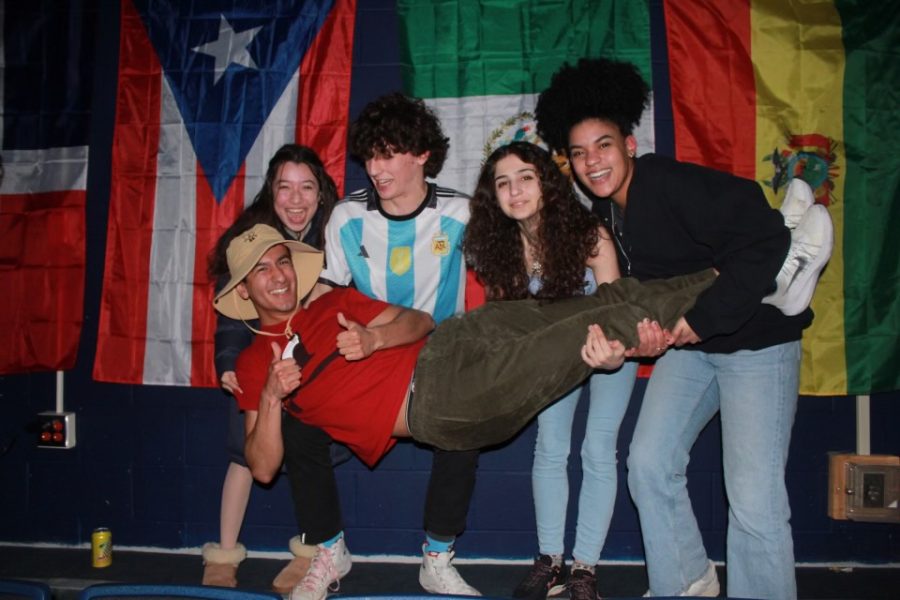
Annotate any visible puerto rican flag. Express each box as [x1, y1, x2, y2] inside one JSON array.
[[94, 0, 356, 386], [0, 2, 92, 374]]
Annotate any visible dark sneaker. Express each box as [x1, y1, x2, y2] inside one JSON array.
[[513, 555, 567, 600], [566, 568, 600, 600]]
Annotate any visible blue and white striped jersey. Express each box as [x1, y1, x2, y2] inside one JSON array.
[[320, 184, 469, 324]]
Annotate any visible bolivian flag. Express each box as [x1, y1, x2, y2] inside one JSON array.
[[665, 0, 899, 395], [399, 0, 899, 396]]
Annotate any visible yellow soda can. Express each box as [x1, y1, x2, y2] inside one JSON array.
[[91, 527, 112, 568]]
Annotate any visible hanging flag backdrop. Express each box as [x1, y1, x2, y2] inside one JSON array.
[[0, 2, 93, 374], [665, 0, 900, 395], [401, 0, 899, 396], [398, 0, 657, 377], [398, 0, 655, 197], [93, 0, 356, 386]]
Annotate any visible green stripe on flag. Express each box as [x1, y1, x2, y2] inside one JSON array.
[[836, 1, 900, 394], [398, 0, 653, 195], [399, 0, 652, 98]]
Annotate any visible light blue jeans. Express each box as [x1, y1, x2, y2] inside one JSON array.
[[627, 342, 800, 599], [533, 362, 638, 565]]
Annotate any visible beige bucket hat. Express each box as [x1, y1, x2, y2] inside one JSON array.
[[213, 224, 323, 321]]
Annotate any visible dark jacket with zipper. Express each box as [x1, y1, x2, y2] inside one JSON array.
[[591, 153, 812, 354]]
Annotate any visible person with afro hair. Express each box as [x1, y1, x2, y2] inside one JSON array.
[[303, 92, 481, 597], [534, 57, 831, 600]]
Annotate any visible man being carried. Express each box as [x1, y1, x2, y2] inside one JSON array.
[[215, 223, 716, 600]]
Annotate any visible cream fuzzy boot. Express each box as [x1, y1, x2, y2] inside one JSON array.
[[271, 536, 317, 593], [201, 542, 247, 588]]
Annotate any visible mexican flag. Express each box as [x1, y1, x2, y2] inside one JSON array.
[[398, 0, 900, 396], [398, 0, 655, 195]]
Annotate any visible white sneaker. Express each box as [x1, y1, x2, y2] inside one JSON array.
[[290, 537, 352, 600], [780, 178, 815, 229], [763, 204, 834, 316], [419, 545, 481, 596], [681, 560, 719, 597], [642, 560, 719, 597]]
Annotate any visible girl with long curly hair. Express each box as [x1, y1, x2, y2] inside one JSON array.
[[465, 141, 639, 600], [466, 142, 605, 301]]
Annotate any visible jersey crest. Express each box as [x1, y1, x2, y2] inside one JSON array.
[[390, 246, 412, 275]]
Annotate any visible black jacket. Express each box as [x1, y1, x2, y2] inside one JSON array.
[[591, 153, 812, 354]]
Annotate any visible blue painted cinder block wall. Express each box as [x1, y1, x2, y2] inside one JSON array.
[[1, 0, 898, 564]]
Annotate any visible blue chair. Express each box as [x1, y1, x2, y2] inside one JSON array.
[[0, 579, 52, 600], [79, 583, 283, 600]]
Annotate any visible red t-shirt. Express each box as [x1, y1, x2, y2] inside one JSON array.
[[234, 287, 425, 466]]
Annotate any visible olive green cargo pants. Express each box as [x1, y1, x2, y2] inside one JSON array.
[[408, 269, 717, 451]]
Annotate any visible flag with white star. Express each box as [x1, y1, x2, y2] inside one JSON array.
[[94, 0, 356, 386]]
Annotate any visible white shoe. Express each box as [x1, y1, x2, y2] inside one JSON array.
[[681, 561, 719, 597], [290, 537, 352, 600], [642, 560, 719, 597], [419, 545, 481, 596], [780, 178, 815, 229], [763, 204, 834, 316]]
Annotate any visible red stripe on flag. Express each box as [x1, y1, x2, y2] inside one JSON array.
[[93, 0, 162, 383], [0, 191, 86, 373], [463, 268, 485, 312], [296, 0, 356, 196], [636, 364, 655, 379], [97, 1, 357, 386], [190, 165, 246, 387], [664, 0, 756, 178]]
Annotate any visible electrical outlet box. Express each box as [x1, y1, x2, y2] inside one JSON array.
[[37, 411, 76, 449], [828, 453, 900, 522]]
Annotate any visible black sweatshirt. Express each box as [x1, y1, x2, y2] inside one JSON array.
[[591, 153, 812, 354]]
